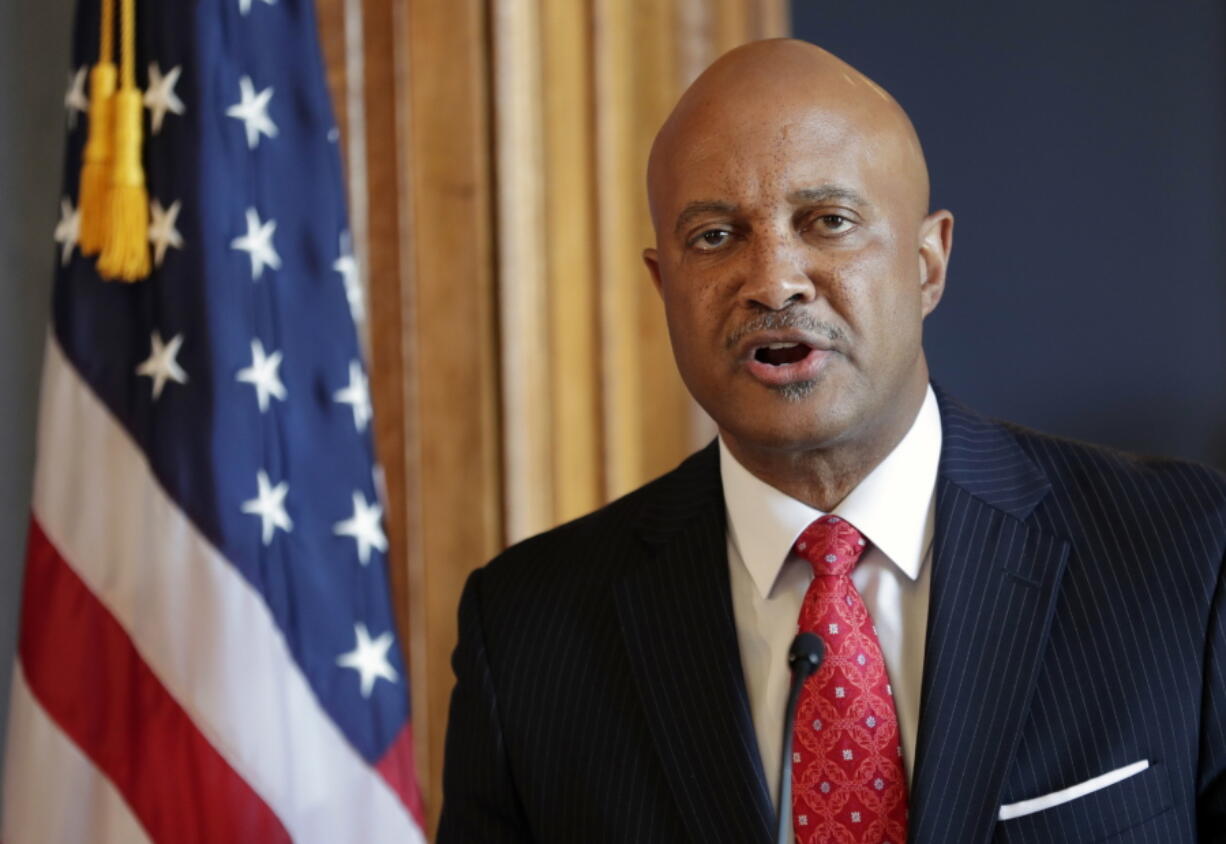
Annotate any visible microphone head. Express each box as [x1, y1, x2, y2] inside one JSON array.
[[788, 632, 824, 678]]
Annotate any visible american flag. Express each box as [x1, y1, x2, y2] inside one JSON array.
[[1, 0, 425, 840]]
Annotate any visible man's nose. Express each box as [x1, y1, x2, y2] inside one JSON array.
[[737, 232, 818, 311]]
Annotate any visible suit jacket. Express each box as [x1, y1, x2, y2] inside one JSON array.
[[438, 392, 1226, 843]]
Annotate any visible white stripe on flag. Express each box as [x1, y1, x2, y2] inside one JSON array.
[[31, 336, 424, 844], [2, 663, 154, 844]]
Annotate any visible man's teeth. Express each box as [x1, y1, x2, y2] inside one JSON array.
[[765, 342, 800, 350]]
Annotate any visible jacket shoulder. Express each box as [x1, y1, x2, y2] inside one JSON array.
[[472, 443, 721, 605], [1010, 422, 1226, 509], [1002, 421, 1226, 555]]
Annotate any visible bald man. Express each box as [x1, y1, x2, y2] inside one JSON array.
[[439, 40, 1226, 843]]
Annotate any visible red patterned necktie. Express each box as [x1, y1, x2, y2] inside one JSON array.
[[790, 515, 908, 844]]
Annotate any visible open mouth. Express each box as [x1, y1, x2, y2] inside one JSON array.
[[743, 338, 832, 386], [754, 342, 812, 366]]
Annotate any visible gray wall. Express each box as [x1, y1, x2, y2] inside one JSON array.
[[0, 0, 74, 768]]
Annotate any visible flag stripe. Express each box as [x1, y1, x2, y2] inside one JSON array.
[[2, 664, 153, 844], [30, 336, 425, 844], [19, 518, 292, 843], [376, 722, 427, 826]]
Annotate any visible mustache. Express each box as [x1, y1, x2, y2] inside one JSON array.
[[724, 310, 846, 351]]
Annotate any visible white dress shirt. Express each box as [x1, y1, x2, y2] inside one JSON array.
[[721, 385, 942, 816]]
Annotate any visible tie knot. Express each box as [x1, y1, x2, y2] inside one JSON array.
[[792, 514, 867, 577]]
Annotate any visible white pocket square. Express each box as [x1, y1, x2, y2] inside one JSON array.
[[998, 759, 1150, 821]]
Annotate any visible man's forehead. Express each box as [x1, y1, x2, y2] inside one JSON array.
[[654, 114, 883, 218], [646, 39, 929, 228]]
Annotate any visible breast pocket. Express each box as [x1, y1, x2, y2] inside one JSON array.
[[994, 762, 1172, 843]]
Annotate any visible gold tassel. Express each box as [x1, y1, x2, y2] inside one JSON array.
[[77, 64, 116, 254], [79, 0, 114, 255], [97, 0, 149, 281], [97, 89, 150, 280]]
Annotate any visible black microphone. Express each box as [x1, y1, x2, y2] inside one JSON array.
[[777, 632, 824, 844]]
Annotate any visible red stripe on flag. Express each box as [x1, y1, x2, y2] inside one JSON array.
[[18, 518, 291, 844], [376, 721, 426, 827]]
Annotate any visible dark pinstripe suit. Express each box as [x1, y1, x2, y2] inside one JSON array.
[[439, 391, 1226, 843]]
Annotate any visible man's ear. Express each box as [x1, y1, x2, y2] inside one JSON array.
[[643, 247, 665, 297], [917, 210, 954, 318]]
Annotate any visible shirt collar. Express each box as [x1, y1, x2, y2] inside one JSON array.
[[719, 385, 943, 599]]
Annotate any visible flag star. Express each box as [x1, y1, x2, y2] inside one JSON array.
[[241, 470, 292, 545], [333, 233, 363, 323], [135, 331, 188, 400], [333, 360, 371, 432], [148, 198, 184, 267], [238, 0, 276, 15], [143, 63, 185, 135], [54, 197, 79, 266], [230, 207, 281, 280], [236, 339, 286, 412], [64, 67, 88, 128], [336, 623, 398, 698], [226, 75, 278, 149], [334, 491, 387, 565]]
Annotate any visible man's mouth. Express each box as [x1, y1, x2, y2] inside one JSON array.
[[754, 342, 813, 366], [742, 336, 833, 386]]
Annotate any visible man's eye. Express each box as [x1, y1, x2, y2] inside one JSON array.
[[693, 229, 732, 250], [818, 214, 852, 233]]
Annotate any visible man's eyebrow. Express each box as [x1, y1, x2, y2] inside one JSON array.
[[788, 186, 870, 207], [673, 200, 739, 236]]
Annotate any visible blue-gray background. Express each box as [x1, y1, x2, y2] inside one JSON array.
[[794, 1, 1226, 468], [1, 0, 72, 772], [0, 0, 1223, 776]]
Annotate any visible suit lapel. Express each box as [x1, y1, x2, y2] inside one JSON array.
[[616, 444, 774, 844], [909, 394, 1071, 844]]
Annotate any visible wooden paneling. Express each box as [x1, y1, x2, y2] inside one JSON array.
[[492, 0, 553, 542], [397, 1, 504, 838], [542, 0, 603, 524], [591, 0, 646, 501], [318, 0, 787, 835]]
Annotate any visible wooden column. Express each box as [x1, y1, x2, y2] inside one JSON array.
[[317, 0, 787, 834]]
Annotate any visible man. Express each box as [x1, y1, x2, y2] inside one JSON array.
[[438, 39, 1226, 843]]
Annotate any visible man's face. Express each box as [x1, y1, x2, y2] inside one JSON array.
[[645, 99, 951, 460]]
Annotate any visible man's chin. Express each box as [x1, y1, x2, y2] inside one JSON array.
[[767, 379, 821, 402], [717, 404, 858, 456]]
